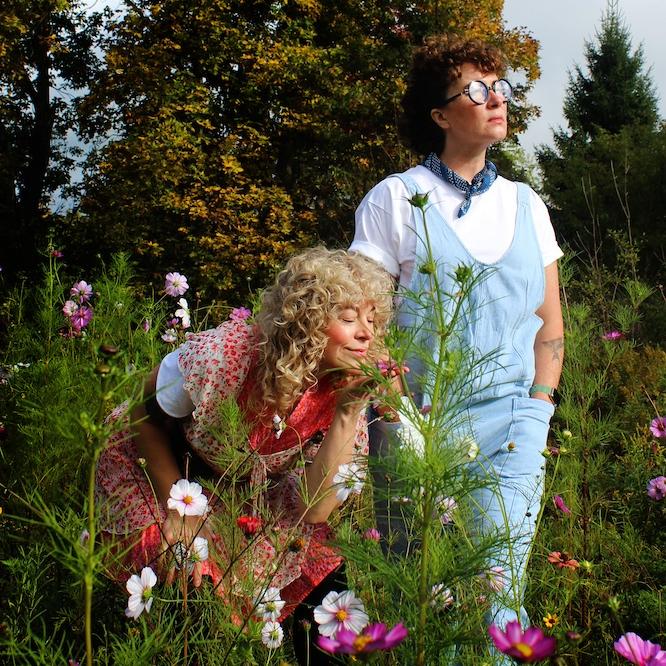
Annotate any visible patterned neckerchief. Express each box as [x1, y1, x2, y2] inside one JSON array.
[[422, 152, 498, 218]]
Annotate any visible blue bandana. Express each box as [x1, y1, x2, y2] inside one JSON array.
[[422, 152, 497, 218]]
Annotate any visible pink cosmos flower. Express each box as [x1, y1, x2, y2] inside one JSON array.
[[313, 590, 369, 638], [317, 622, 408, 655], [488, 621, 557, 662], [141, 318, 151, 332], [70, 306, 93, 331], [614, 632, 666, 665], [229, 306, 252, 322], [553, 494, 572, 515], [161, 328, 178, 343], [646, 476, 666, 501], [436, 496, 457, 525], [164, 272, 189, 297], [166, 479, 208, 517], [547, 551, 580, 570], [363, 527, 381, 542], [50, 249, 64, 258], [483, 566, 507, 592], [650, 417, 666, 439], [602, 330, 624, 341], [70, 280, 93, 303], [62, 300, 79, 317]]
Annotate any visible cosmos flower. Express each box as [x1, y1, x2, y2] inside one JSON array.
[[261, 620, 284, 648], [602, 330, 624, 341], [488, 621, 557, 662], [430, 584, 454, 609], [164, 272, 189, 297], [553, 494, 572, 515], [614, 632, 666, 665], [229, 306, 252, 322], [254, 587, 286, 622], [646, 476, 666, 501], [363, 527, 381, 542], [62, 300, 79, 317], [314, 590, 369, 638], [317, 622, 408, 655], [547, 551, 580, 570], [649, 417, 666, 439], [236, 515, 262, 536], [332, 462, 365, 502], [166, 479, 208, 517], [161, 328, 178, 343], [125, 567, 157, 619], [70, 280, 93, 303], [70, 306, 93, 331], [174, 298, 191, 328], [483, 566, 507, 592]]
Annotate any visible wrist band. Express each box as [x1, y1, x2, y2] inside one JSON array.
[[529, 384, 556, 399]]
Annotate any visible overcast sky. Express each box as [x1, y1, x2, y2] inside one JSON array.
[[503, 0, 665, 154]]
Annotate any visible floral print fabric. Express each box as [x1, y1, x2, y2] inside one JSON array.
[[95, 321, 369, 616]]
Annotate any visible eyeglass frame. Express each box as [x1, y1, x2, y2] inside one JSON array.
[[441, 78, 513, 106]]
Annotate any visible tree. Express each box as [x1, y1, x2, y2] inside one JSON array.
[[0, 0, 102, 278], [537, 1, 665, 282], [63, 0, 541, 301]]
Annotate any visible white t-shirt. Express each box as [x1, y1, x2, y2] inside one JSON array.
[[350, 165, 562, 290], [155, 348, 194, 418]]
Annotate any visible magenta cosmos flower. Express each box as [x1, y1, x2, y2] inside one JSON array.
[[614, 632, 666, 665], [489, 621, 556, 662], [317, 622, 408, 655], [70, 306, 93, 331], [229, 306, 252, 322], [646, 476, 666, 501], [602, 330, 624, 341], [164, 272, 189, 297], [650, 417, 666, 439], [553, 494, 572, 515]]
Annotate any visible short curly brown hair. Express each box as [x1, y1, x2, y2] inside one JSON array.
[[399, 33, 506, 156]]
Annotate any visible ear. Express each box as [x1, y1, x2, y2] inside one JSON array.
[[430, 108, 450, 131]]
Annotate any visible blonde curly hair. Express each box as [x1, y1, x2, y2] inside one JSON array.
[[253, 247, 394, 416]]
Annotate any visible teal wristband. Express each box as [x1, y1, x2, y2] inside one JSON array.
[[529, 384, 556, 399]]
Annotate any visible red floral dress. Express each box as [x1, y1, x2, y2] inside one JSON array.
[[95, 320, 369, 617]]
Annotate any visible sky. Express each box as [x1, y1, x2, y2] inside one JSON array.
[[503, 0, 666, 154]]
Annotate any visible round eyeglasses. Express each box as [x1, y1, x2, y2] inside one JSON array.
[[442, 79, 513, 106]]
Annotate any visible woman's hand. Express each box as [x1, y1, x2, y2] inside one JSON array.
[[162, 509, 212, 588]]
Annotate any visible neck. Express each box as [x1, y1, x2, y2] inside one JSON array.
[[439, 147, 488, 183]]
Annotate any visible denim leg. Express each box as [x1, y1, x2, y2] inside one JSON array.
[[468, 396, 554, 649]]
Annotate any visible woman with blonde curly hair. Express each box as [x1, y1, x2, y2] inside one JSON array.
[[95, 247, 394, 664]]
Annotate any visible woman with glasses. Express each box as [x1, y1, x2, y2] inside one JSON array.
[[351, 33, 564, 650]]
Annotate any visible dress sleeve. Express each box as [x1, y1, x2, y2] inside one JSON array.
[[177, 321, 256, 424]]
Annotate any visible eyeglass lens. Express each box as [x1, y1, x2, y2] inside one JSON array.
[[468, 79, 512, 104]]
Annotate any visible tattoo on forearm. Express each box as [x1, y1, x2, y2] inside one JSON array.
[[542, 337, 564, 362]]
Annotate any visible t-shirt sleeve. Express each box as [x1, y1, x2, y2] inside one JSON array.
[[155, 349, 195, 418], [529, 188, 564, 267], [351, 178, 416, 279]]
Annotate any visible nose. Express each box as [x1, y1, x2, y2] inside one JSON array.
[[356, 320, 374, 342], [486, 88, 504, 107]]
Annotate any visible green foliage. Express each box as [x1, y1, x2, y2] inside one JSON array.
[[54, 0, 542, 301]]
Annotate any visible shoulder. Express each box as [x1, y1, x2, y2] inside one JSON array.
[[358, 166, 443, 211], [178, 321, 258, 410]]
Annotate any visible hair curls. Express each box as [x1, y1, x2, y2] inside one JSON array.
[[399, 33, 506, 156], [253, 247, 394, 416]]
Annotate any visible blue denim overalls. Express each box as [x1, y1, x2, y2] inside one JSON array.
[[377, 174, 555, 639]]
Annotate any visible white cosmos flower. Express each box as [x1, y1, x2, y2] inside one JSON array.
[[261, 620, 284, 649], [161, 328, 178, 343], [125, 566, 157, 619], [332, 462, 365, 502], [175, 298, 191, 329], [395, 396, 426, 455], [313, 590, 369, 638], [167, 479, 208, 517], [483, 566, 507, 592], [430, 583, 454, 609], [190, 536, 208, 563], [254, 586, 286, 621]]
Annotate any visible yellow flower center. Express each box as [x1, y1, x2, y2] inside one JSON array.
[[515, 642, 534, 658], [183, 495, 193, 504], [353, 634, 372, 652], [335, 609, 348, 622]]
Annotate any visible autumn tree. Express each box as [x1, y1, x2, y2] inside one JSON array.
[[64, 0, 540, 300], [0, 0, 102, 278], [537, 1, 665, 280]]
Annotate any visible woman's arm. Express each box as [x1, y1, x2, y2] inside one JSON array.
[[132, 366, 209, 586], [532, 261, 565, 403], [297, 379, 371, 523]]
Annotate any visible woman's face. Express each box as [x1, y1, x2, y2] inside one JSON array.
[[433, 63, 508, 155], [319, 302, 376, 373]]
